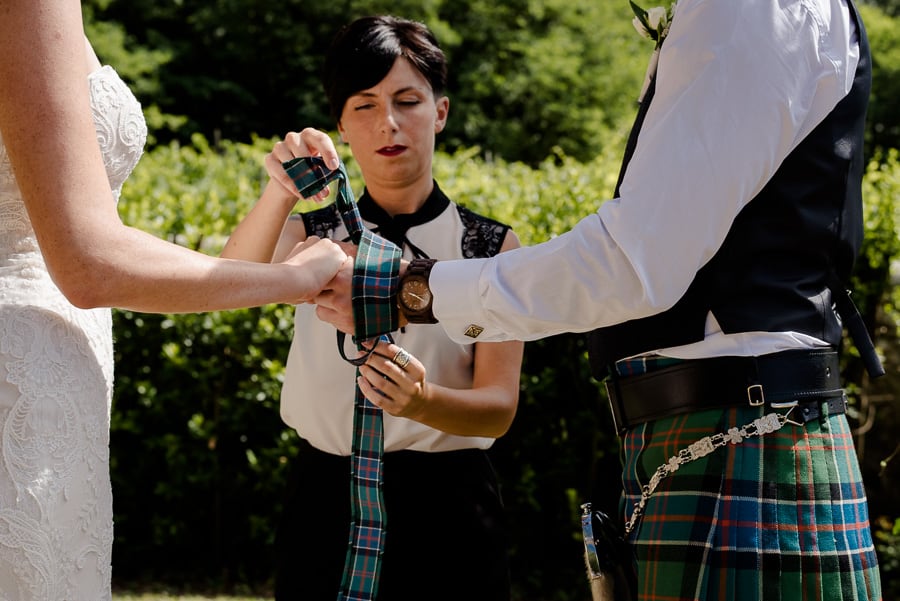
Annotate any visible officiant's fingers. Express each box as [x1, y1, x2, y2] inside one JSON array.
[[358, 357, 427, 419], [357, 369, 408, 417], [298, 128, 341, 170], [365, 342, 424, 383], [264, 133, 333, 203], [357, 374, 396, 410], [264, 150, 304, 198]]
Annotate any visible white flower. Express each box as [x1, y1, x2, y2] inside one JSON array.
[[630, 0, 678, 102], [646, 6, 668, 30], [632, 16, 652, 39], [630, 1, 677, 49]]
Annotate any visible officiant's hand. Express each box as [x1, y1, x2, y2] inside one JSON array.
[[358, 341, 427, 420], [265, 128, 342, 202]]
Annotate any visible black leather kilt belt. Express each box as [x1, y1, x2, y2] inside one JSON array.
[[605, 349, 847, 435]]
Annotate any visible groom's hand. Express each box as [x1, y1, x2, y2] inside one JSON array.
[[315, 255, 411, 334]]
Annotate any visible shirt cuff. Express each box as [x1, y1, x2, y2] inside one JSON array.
[[430, 257, 496, 344]]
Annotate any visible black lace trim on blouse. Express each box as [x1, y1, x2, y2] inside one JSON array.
[[457, 205, 509, 259], [300, 204, 344, 241]]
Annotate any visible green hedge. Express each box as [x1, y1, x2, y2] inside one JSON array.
[[111, 136, 900, 598]]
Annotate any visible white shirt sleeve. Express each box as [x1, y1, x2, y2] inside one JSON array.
[[431, 0, 860, 345]]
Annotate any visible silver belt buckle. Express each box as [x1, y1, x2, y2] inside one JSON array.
[[747, 384, 765, 406]]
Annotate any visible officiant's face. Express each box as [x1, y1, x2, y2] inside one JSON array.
[[337, 56, 449, 191]]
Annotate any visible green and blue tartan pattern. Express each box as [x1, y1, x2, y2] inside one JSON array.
[[338, 381, 388, 600], [284, 156, 364, 245], [284, 157, 401, 601], [616, 359, 882, 600], [283, 157, 401, 344], [352, 228, 400, 345]]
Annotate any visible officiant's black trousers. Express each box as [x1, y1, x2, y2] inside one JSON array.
[[273, 438, 510, 601]]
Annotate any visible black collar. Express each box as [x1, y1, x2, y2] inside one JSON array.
[[357, 181, 450, 249]]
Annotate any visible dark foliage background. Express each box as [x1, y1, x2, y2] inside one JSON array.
[[85, 0, 900, 165]]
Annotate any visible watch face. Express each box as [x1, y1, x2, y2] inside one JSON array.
[[400, 277, 432, 312]]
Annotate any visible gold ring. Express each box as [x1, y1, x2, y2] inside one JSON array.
[[391, 348, 412, 369]]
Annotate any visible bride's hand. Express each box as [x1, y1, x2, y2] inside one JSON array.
[[281, 236, 351, 304], [264, 129, 342, 203]]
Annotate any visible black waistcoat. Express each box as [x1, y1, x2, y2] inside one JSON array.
[[588, 1, 872, 379]]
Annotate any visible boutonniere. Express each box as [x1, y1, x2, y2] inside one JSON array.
[[629, 1, 677, 103], [630, 1, 675, 49]]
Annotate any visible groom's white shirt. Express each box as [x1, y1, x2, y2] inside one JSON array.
[[431, 0, 861, 360]]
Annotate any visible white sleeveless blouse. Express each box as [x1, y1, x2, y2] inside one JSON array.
[[281, 202, 496, 455]]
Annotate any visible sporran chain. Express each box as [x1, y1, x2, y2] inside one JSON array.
[[624, 409, 798, 535]]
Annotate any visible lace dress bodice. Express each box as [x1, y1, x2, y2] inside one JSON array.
[[0, 65, 146, 600]]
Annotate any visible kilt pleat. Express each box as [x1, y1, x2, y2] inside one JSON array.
[[621, 404, 882, 601]]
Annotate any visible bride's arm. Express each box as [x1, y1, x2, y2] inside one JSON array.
[[0, 0, 347, 312]]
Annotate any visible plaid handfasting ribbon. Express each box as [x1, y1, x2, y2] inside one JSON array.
[[283, 156, 402, 601]]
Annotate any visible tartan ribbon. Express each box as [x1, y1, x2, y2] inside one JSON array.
[[284, 156, 365, 243], [284, 156, 401, 600], [338, 384, 388, 600], [283, 156, 401, 342]]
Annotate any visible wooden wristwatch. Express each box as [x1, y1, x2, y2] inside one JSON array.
[[398, 258, 438, 324]]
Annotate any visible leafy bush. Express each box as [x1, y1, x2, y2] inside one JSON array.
[[85, 1, 900, 166], [860, 4, 900, 154], [86, 0, 657, 165]]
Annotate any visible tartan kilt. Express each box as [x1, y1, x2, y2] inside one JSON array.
[[621, 404, 882, 600]]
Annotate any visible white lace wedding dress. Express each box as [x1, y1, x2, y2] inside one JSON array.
[[0, 66, 146, 600]]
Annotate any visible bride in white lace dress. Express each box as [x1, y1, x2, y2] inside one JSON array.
[[0, 57, 143, 598], [0, 3, 349, 599]]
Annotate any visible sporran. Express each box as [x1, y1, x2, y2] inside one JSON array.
[[581, 503, 637, 601]]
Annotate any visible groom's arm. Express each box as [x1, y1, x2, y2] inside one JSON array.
[[416, 0, 861, 344]]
